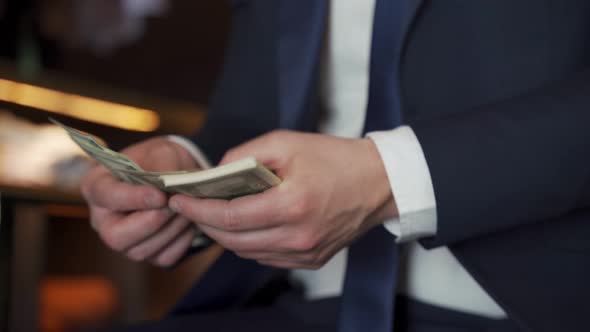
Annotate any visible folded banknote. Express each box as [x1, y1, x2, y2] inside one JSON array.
[[51, 118, 282, 200]]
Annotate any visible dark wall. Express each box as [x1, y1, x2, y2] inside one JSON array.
[[48, 0, 231, 104]]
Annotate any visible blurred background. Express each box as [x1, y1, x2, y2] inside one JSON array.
[[0, 1, 230, 331]]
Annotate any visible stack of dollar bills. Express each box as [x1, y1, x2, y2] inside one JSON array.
[[51, 118, 281, 200]]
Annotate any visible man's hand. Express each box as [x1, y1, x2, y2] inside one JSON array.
[[81, 137, 200, 267], [168, 130, 398, 270]]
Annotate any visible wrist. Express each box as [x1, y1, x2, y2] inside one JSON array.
[[160, 137, 201, 170], [358, 138, 399, 226]]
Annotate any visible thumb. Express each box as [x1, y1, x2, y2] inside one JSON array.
[[219, 130, 292, 170]]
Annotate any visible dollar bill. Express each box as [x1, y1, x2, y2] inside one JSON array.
[[51, 118, 282, 199], [50, 118, 144, 183], [164, 169, 276, 199]]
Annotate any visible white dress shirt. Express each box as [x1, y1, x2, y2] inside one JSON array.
[[171, 0, 507, 320]]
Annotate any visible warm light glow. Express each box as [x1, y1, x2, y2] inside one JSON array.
[[0, 79, 160, 132]]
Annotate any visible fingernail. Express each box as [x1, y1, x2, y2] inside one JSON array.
[[145, 192, 162, 208], [169, 199, 182, 213]]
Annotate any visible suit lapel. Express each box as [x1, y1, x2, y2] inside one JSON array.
[[276, 0, 327, 130]]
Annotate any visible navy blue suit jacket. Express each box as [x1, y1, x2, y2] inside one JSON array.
[[175, 1, 590, 331]]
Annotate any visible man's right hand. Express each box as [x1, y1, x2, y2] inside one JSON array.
[[81, 137, 200, 267]]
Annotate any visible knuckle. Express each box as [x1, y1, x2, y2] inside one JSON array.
[[116, 187, 147, 207], [80, 180, 92, 201], [145, 140, 186, 171], [290, 231, 319, 252], [88, 209, 102, 231], [306, 263, 323, 271], [267, 129, 289, 138], [142, 210, 168, 233], [154, 254, 177, 268], [100, 228, 126, 252], [80, 168, 109, 204], [222, 148, 238, 161], [316, 254, 330, 268], [286, 195, 311, 221], [265, 130, 290, 146], [109, 191, 128, 207], [222, 207, 241, 230], [222, 146, 247, 164], [235, 251, 254, 260], [300, 252, 326, 270], [80, 178, 99, 204], [302, 251, 320, 265], [127, 248, 149, 262], [89, 216, 101, 231], [147, 141, 175, 159], [80, 164, 100, 185], [222, 236, 244, 252]]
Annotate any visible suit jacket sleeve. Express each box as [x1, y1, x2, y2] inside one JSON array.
[[412, 69, 590, 248]]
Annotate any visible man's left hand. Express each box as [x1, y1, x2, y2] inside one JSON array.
[[169, 130, 398, 269]]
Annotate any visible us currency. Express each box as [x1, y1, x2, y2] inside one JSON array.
[[164, 170, 277, 199], [50, 118, 156, 185], [51, 118, 281, 200]]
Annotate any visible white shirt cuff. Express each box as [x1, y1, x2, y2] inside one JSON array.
[[166, 135, 213, 248], [367, 126, 437, 243], [166, 135, 212, 169]]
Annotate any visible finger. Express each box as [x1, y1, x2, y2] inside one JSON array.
[[235, 251, 309, 264], [133, 138, 197, 172], [169, 187, 288, 232], [151, 227, 197, 267], [96, 208, 174, 252], [197, 222, 288, 253], [220, 130, 291, 167], [126, 215, 192, 262], [231, 228, 349, 264], [255, 259, 313, 270], [84, 171, 167, 212], [89, 205, 118, 231], [82, 164, 112, 194]]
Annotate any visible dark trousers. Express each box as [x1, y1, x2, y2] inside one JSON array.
[[97, 293, 521, 332]]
